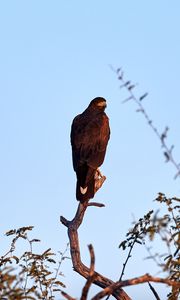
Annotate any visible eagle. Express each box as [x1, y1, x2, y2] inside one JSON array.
[[70, 97, 110, 202]]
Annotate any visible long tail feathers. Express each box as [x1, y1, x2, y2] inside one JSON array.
[[76, 177, 95, 202]]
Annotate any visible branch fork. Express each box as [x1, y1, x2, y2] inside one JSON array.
[[60, 198, 131, 300]]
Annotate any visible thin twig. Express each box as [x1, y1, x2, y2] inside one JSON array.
[[111, 66, 180, 180], [61, 291, 76, 300], [55, 243, 70, 279], [119, 238, 137, 281], [148, 282, 161, 300]]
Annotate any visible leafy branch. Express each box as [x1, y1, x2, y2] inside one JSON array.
[[0, 226, 68, 299], [118, 194, 180, 299], [119, 211, 154, 281], [111, 66, 180, 179]]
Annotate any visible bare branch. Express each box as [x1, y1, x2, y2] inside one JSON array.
[[60, 216, 69, 227], [148, 282, 161, 300], [80, 244, 96, 300], [92, 274, 180, 300], [60, 201, 132, 300], [61, 291, 76, 300], [88, 202, 105, 208]]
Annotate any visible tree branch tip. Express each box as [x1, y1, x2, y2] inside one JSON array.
[[148, 282, 161, 300], [88, 244, 93, 251], [88, 202, 105, 208], [87, 244, 95, 264], [61, 291, 76, 300], [60, 216, 69, 227]]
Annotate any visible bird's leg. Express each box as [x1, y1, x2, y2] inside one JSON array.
[[94, 168, 106, 194], [96, 168, 103, 178]]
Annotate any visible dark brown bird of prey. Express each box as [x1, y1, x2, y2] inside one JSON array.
[[70, 97, 110, 202]]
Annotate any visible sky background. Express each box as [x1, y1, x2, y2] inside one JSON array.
[[0, 1, 180, 299]]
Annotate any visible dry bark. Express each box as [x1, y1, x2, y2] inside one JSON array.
[[60, 200, 132, 300], [60, 174, 180, 299]]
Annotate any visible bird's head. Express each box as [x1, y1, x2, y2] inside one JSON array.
[[88, 97, 107, 111]]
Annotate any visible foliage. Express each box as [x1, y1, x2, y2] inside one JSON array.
[[0, 226, 69, 299], [119, 194, 180, 299], [112, 66, 180, 180]]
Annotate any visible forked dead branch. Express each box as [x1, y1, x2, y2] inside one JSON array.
[[60, 199, 132, 300], [60, 177, 180, 299]]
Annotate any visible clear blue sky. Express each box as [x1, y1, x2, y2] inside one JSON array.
[[0, 1, 180, 299]]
